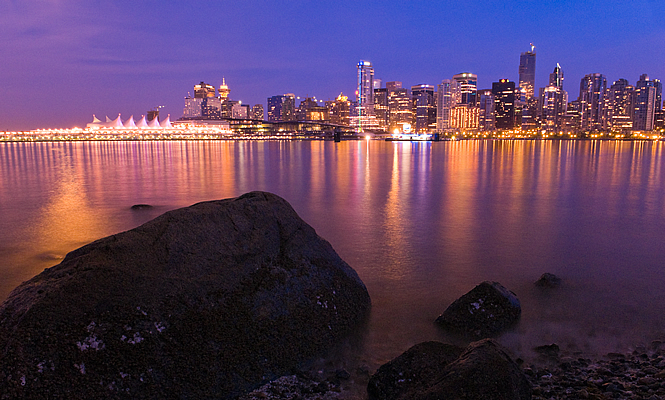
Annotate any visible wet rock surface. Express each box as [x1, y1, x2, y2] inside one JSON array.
[[368, 339, 531, 400], [435, 281, 521, 339], [0, 191, 371, 399], [535, 273, 562, 288], [526, 342, 665, 400]]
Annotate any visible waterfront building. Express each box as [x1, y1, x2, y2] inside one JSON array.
[[387, 85, 413, 132], [518, 44, 536, 99], [606, 78, 634, 131], [563, 100, 582, 133], [411, 84, 437, 133], [326, 93, 351, 126], [183, 97, 204, 118], [492, 79, 517, 130], [251, 104, 264, 120], [537, 64, 568, 133], [450, 104, 479, 131], [297, 98, 329, 121], [452, 73, 478, 106], [655, 107, 665, 130], [633, 74, 659, 131], [356, 60, 377, 131], [373, 87, 389, 131], [231, 103, 249, 119], [267, 94, 296, 122], [436, 79, 453, 132], [579, 73, 608, 131], [478, 89, 495, 131]]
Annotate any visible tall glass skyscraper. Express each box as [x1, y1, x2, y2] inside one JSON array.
[[519, 44, 536, 99], [579, 73, 607, 131], [633, 74, 659, 131], [356, 60, 376, 132]]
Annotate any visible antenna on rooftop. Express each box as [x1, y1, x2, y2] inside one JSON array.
[[530, 43, 535, 52]]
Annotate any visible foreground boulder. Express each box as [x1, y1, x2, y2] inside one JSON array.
[[368, 339, 531, 400], [0, 191, 371, 399], [435, 281, 521, 339]]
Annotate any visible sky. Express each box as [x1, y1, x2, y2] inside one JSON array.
[[1, 0, 664, 131]]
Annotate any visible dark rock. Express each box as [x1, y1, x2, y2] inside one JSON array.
[[130, 203, 153, 210], [0, 191, 371, 400], [368, 339, 531, 400], [535, 343, 561, 359], [367, 341, 464, 400], [435, 281, 521, 339], [535, 272, 562, 288]]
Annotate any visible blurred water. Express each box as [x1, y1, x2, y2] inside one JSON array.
[[2, 139, 665, 370]]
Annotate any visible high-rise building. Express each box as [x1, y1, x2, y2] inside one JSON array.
[[452, 73, 478, 106], [374, 87, 389, 131], [478, 89, 495, 131], [326, 93, 351, 126], [251, 104, 264, 120], [194, 82, 216, 98], [267, 94, 296, 122], [297, 98, 329, 121], [492, 79, 517, 130], [450, 105, 479, 131], [388, 86, 412, 132], [607, 78, 633, 131], [579, 73, 607, 131], [538, 64, 568, 133], [519, 44, 536, 99], [436, 79, 453, 132], [411, 84, 437, 133], [549, 63, 564, 89], [633, 74, 659, 131], [356, 60, 376, 131]]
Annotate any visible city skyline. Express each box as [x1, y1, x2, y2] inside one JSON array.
[[2, 0, 665, 131]]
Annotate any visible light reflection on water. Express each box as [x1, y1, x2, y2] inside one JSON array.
[[2, 140, 665, 368]]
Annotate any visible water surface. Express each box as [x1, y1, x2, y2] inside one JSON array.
[[2, 139, 665, 370]]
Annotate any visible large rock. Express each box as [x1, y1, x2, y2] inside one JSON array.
[[368, 339, 531, 400], [435, 281, 521, 339], [0, 191, 371, 399]]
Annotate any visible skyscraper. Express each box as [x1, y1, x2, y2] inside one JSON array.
[[436, 79, 453, 132], [519, 44, 536, 99], [607, 78, 633, 131], [492, 79, 517, 130], [452, 73, 477, 106], [411, 84, 436, 132], [267, 94, 296, 122], [356, 60, 376, 131], [538, 64, 568, 133], [549, 63, 564, 89], [387, 83, 412, 132], [579, 73, 607, 131], [478, 89, 495, 131], [633, 74, 659, 131]]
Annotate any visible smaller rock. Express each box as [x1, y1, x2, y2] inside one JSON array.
[[435, 281, 521, 339], [130, 204, 153, 210], [535, 343, 561, 359], [535, 273, 562, 288]]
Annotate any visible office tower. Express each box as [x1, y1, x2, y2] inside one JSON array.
[[478, 89, 495, 131], [251, 104, 264, 120], [633, 74, 659, 131], [452, 73, 478, 106], [519, 44, 536, 99], [194, 82, 216, 98], [374, 87, 389, 131], [231, 103, 249, 119], [218, 78, 230, 100], [388, 86, 412, 132], [492, 80, 517, 130], [326, 93, 351, 126], [537, 64, 568, 132], [386, 81, 402, 92], [450, 104, 479, 130], [411, 84, 436, 132], [436, 79, 453, 132], [606, 79, 634, 131], [297, 98, 328, 121], [579, 73, 607, 131], [356, 60, 376, 131], [549, 63, 564, 89], [267, 94, 296, 122]]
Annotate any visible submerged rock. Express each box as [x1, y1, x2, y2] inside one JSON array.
[[534, 273, 562, 288], [0, 191, 371, 399], [368, 339, 531, 400], [130, 204, 153, 210], [435, 281, 521, 339]]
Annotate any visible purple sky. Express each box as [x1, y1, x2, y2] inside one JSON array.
[[2, 0, 664, 131]]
